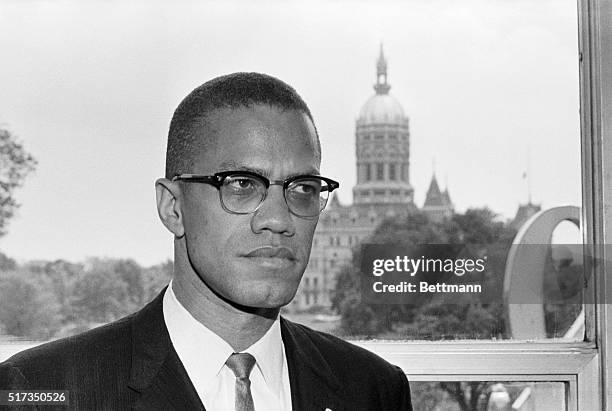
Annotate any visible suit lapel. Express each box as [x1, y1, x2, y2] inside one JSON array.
[[127, 289, 205, 411], [281, 317, 358, 411], [126, 292, 358, 410]]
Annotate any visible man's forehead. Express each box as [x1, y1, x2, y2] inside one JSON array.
[[190, 104, 320, 157], [201, 104, 313, 131]]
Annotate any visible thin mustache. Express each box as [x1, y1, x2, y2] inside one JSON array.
[[243, 246, 296, 260]]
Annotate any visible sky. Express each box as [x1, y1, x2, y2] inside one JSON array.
[[0, 0, 581, 266]]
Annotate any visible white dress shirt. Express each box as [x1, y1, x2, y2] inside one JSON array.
[[163, 282, 292, 411]]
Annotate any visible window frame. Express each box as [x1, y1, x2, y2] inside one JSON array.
[[0, 1, 607, 409], [354, 0, 611, 409]]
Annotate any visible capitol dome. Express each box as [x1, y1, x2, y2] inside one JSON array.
[[358, 94, 406, 125], [356, 45, 407, 126]]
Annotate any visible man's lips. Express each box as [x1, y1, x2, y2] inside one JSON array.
[[243, 246, 296, 260], [240, 247, 297, 270]]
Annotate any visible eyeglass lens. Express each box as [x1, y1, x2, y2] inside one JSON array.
[[220, 174, 330, 216]]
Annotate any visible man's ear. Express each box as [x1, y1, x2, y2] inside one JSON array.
[[155, 178, 185, 238]]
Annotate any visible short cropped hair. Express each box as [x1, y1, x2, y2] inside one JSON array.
[[165, 72, 320, 179]]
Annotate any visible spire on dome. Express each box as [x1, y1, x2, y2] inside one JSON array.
[[374, 43, 391, 95]]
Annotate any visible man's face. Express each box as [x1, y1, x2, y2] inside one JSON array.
[[179, 105, 320, 309]]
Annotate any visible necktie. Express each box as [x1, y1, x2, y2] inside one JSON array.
[[225, 352, 256, 411]]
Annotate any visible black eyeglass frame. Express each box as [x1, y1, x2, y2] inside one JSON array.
[[172, 170, 340, 217]]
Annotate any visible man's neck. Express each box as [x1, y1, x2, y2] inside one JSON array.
[[171, 271, 279, 352]]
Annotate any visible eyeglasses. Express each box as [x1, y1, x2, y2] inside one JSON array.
[[172, 171, 339, 218]]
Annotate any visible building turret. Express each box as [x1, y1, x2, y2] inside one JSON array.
[[423, 174, 454, 222], [353, 44, 414, 206]]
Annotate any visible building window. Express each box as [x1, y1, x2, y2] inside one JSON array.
[[366, 164, 372, 181], [375, 134, 384, 140], [389, 163, 396, 180], [313, 277, 318, 288], [376, 163, 384, 180]]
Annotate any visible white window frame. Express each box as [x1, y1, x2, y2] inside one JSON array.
[[0, 1, 607, 409], [356, 1, 611, 409]]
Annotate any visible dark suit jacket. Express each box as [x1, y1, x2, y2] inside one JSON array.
[[0, 291, 412, 410]]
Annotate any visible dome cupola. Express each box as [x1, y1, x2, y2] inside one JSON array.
[[353, 45, 413, 206], [357, 44, 407, 126]]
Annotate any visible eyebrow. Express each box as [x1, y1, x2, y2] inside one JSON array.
[[217, 161, 320, 179]]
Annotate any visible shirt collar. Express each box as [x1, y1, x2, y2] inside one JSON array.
[[248, 315, 284, 395], [163, 281, 285, 398]]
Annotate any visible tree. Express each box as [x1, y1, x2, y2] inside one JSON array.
[[0, 127, 37, 236], [332, 208, 515, 339], [39, 259, 84, 326], [0, 251, 16, 271], [141, 260, 173, 302], [0, 271, 62, 339], [69, 257, 171, 327], [71, 258, 136, 324], [331, 208, 516, 410]]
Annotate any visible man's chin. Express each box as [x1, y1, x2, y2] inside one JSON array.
[[244, 293, 295, 310], [229, 285, 298, 311]]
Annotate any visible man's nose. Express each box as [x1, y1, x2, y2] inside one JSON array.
[[250, 185, 296, 236]]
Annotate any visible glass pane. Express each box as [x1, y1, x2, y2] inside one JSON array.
[[410, 381, 566, 411], [0, 0, 582, 343], [283, 0, 583, 341]]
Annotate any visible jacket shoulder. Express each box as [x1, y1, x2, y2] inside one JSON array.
[[282, 318, 408, 383], [281, 318, 412, 410]]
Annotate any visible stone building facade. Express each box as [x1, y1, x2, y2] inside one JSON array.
[[289, 47, 454, 311]]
